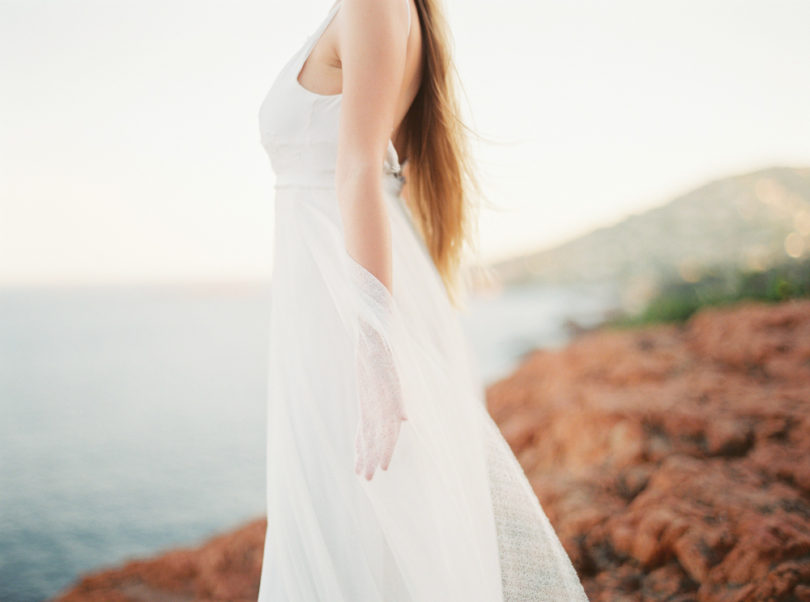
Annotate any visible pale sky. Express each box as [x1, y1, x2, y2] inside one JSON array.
[[2, 0, 809, 285]]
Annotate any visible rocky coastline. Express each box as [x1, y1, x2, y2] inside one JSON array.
[[55, 299, 810, 601]]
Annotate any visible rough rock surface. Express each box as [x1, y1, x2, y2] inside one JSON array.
[[487, 299, 810, 601], [53, 519, 266, 601], [54, 300, 810, 601]]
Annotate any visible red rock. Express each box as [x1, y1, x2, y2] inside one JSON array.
[[53, 519, 266, 602], [487, 299, 810, 600]]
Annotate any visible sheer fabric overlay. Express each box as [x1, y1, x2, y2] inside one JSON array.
[[257, 0, 589, 599], [347, 252, 408, 480]]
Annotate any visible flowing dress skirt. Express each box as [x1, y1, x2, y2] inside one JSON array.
[[258, 177, 589, 601]]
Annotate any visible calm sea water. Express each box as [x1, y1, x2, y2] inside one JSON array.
[[0, 280, 617, 601]]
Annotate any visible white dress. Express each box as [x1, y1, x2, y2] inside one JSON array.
[[256, 1, 589, 600]]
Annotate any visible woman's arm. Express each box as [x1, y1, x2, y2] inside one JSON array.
[[336, 0, 411, 480], [335, 0, 410, 294]]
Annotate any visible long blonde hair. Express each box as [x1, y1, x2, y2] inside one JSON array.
[[394, 0, 485, 308]]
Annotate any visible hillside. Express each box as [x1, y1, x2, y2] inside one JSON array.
[[487, 166, 810, 308]]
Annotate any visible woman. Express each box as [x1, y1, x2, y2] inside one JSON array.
[[257, 0, 589, 599]]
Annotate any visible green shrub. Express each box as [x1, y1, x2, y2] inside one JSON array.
[[607, 257, 810, 328]]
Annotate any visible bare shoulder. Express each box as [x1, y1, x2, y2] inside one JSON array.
[[337, 0, 422, 138], [337, 0, 412, 42]]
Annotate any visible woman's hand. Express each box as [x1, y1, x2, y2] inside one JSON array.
[[346, 252, 408, 480], [354, 315, 408, 480]]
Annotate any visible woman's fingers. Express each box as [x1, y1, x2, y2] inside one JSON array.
[[355, 402, 407, 480], [380, 419, 402, 471], [354, 424, 365, 476], [363, 431, 382, 480]]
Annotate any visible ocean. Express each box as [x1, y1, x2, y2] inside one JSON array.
[[0, 280, 617, 601]]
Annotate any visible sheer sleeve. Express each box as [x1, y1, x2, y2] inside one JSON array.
[[345, 252, 408, 480]]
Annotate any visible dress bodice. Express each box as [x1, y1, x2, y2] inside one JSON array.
[[258, 0, 404, 192]]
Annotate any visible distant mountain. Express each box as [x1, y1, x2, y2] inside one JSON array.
[[482, 166, 810, 308]]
